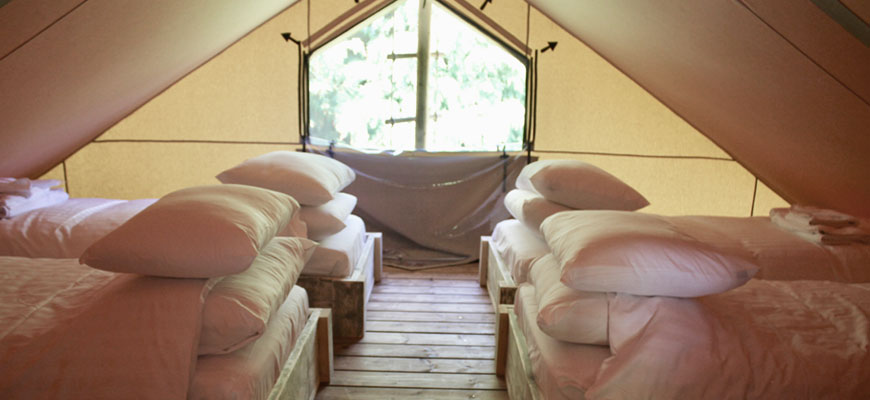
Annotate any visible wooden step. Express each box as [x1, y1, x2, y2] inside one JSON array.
[[330, 370, 506, 390], [335, 343, 495, 359], [367, 320, 495, 335], [366, 311, 496, 323], [316, 386, 509, 399], [335, 356, 496, 374]]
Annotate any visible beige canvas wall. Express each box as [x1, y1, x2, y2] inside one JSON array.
[[46, 0, 786, 215]]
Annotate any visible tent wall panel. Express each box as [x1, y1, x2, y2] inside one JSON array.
[[65, 143, 298, 199], [48, 0, 782, 219], [535, 153, 755, 217], [37, 164, 66, 186], [0, 0, 299, 178], [528, 8, 729, 159], [753, 181, 789, 217], [99, 2, 307, 143], [0, 0, 83, 58]]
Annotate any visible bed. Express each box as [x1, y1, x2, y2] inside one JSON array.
[[493, 209, 870, 399], [0, 197, 383, 342], [0, 256, 332, 400], [480, 214, 870, 309], [500, 279, 870, 399], [297, 222, 383, 341]]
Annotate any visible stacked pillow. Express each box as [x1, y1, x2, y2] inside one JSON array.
[[78, 184, 316, 355], [215, 151, 364, 277], [506, 160, 649, 236], [521, 209, 760, 347]]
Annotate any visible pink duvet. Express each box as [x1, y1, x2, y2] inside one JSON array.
[[0, 257, 213, 399], [591, 279, 870, 399]]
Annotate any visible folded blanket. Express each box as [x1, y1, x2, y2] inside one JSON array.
[[770, 207, 870, 245], [0, 178, 61, 198], [0, 188, 69, 219]]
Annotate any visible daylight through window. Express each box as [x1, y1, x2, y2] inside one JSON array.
[[308, 0, 527, 152]]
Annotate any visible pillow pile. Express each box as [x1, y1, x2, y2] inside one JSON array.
[[541, 210, 759, 298], [78, 184, 315, 358], [506, 160, 648, 235], [215, 151, 366, 278]]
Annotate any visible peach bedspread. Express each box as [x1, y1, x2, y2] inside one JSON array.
[[0, 257, 213, 399]]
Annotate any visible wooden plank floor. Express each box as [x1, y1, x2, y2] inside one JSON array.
[[316, 263, 509, 399]]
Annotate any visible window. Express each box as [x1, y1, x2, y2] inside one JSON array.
[[308, 0, 527, 152]]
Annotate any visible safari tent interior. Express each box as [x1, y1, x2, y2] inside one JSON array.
[[2, 0, 870, 399]]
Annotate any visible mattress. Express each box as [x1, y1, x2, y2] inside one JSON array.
[[304, 214, 367, 277], [674, 215, 870, 282], [0, 256, 211, 399], [515, 283, 611, 400], [0, 198, 156, 258], [492, 219, 550, 284], [190, 285, 311, 400]]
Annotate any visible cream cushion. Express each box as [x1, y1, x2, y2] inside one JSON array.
[[504, 189, 572, 235], [516, 160, 648, 210], [542, 210, 759, 297], [80, 184, 298, 278], [530, 253, 610, 345], [216, 151, 355, 206], [199, 237, 316, 355]]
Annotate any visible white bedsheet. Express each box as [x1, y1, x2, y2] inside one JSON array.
[[591, 279, 870, 399], [491, 219, 550, 284], [0, 256, 213, 399], [0, 198, 156, 258], [673, 215, 870, 282], [515, 283, 611, 400], [190, 285, 310, 400], [304, 214, 366, 277]]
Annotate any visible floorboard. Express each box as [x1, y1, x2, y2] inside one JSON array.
[[316, 262, 508, 398]]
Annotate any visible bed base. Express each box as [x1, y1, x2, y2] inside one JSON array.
[[297, 232, 382, 342], [267, 308, 333, 400], [495, 305, 544, 400], [479, 236, 518, 311]]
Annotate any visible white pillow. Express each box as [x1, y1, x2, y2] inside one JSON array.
[[80, 185, 299, 278], [304, 214, 366, 277], [530, 253, 610, 345], [291, 192, 357, 240], [516, 160, 648, 210], [216, 151, 355, 206], [491, 219, 550, 284], [504, 189, 572, 235], [199, 236, 316, 355], [542, 210, 759, 297]]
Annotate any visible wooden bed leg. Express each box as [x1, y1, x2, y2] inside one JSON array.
[[479, 236, 490, 287], [495, 304, 511, 377], [371, 232, 383, 283], [316, 309, 334, 385]]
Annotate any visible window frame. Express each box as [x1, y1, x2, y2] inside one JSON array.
[[305, 0, 531, 153]]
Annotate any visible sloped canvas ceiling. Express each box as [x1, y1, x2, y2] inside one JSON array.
[[0, 0, 298, 178], [528, 0, 870, 217]]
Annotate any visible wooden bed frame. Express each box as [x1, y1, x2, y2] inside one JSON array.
[[495, 305, 544, 400], [297, 232, 383, 342], [478, 236, 518, 311], [267, 308, 333, 400]]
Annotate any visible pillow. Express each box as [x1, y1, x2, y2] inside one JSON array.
[[304, 214, 366, 277], [80, 184, 299, 278], [504, 189, 572, 235], [490, 219, 550, 284], [199, 236, 316, 355], [542, 210, 759, 297], [515, 160, 648, 210], [530, 253, 610, 345], [290, 192, 357, 240], [216, 151, 355, 206]]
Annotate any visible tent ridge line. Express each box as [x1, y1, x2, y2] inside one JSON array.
[[0, 0, 89, 63], [735, 0, 870, 108], [91, 139, 302, 146], [533, 149, 734, 162]]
